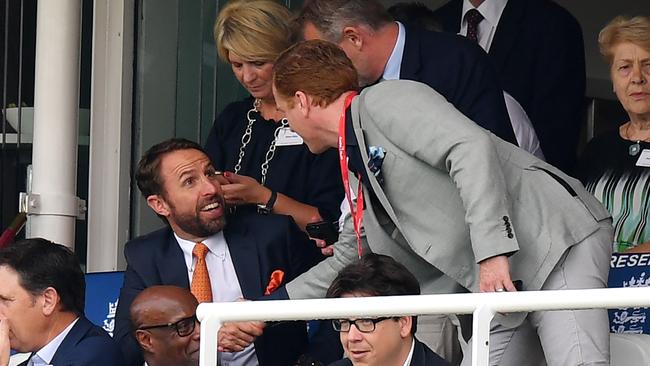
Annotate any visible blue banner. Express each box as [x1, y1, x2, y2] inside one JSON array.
[[84, 271, 124, 337], [608, 253, 650, 334]]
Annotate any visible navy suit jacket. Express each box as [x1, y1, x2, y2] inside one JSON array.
[[114, 212, 323, 366], [328, 338, 450, 366], [399, 26, 517, 145], [19, 317, 124, 366], [433, 0, 586, 173]]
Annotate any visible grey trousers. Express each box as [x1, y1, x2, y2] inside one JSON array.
[[417, 315, 464, 365], [461, 220, 613, 366]]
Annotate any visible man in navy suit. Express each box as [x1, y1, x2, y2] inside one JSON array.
[[432, 0, 586, 173], [295, 0, 517, 145], [0, 238, 124, 366], [327, 254, 450, 366], [113, 138, 322, 366]]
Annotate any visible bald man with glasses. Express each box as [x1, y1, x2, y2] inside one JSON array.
[[326, 254, 450, 366], [130, 286, 200, 366]]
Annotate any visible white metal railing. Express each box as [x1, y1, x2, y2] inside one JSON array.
[[197, 287, 650, 366]]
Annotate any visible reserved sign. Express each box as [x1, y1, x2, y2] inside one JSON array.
[[609, 253, 650, 334]]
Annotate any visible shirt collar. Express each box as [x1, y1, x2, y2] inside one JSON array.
[[382, 21, 406, 81], [461, 0, 508, 28], [174, 231, 227, 260], [402, 338, 416, 366], [34, 318, 79, 365]]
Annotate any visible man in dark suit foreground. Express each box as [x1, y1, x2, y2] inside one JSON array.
[[327, 254, 450, 366], [130, 286, 200, 366], [0, 238, 124, 366], [432, 0, 586, 173], [113, 138, 322, 366]]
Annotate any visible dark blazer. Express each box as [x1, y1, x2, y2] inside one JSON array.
[[399, 26, 517, 145], [19, 317, 124, 366], [328, 338, 450, 366], [432, 0, 586, 173], [114, 212, 323, 366]]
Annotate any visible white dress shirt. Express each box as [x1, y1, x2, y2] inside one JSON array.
[[503, 92, 545, 160], [175, 232, 259, 366], [459, 0, 508, 52], [382, 21, 407, 81], [27, 318, 78, 366]]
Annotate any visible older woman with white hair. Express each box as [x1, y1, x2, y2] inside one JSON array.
[[576, 15, 650, 253]]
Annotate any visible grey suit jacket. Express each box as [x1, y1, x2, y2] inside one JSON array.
[[286, 80, 610, 326]]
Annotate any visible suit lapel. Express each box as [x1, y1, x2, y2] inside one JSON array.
[[225, 224, 262, 300], [49, 317, 89, 364], [159, 233, 190, 288], [488, 0, 525, 73], [410, 339, 425, 366], [350, 98, 403, 234]]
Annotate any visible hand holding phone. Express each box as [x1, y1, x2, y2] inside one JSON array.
[[305, 220, 339, 246]]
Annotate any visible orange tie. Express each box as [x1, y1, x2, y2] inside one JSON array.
[[191, 242, 213, 303]]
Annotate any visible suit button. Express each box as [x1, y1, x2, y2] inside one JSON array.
[[507, 233, 514, 239], [503, 216, 509, 222]]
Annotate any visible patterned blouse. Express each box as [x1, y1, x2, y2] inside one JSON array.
[[576, 131, 650, 252]]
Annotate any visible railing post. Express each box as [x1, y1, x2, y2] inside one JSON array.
[[199, 315, 221, 366], [472, 305, 495, 366]]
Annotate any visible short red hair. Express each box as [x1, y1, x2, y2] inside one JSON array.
[[273, 40, 359, 108]]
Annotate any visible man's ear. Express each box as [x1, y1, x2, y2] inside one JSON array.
[[342, 26, 363, 49], [295, 91, 311, 117], [40, 287, 59, 316], [398, 316, 413, 338], [135, 330, 155, 353], [147, 195, 170, 217]]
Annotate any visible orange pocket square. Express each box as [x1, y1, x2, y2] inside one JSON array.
[[264, 270, 285, 295]]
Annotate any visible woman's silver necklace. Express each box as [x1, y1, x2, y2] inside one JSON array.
[[627, 123, 642, 156], [233, 98, 289, 185]]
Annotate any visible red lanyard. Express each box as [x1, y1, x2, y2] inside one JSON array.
[[338, 92, 364, 259]]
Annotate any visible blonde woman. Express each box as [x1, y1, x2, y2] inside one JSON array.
[[206, 0, 343, 236]]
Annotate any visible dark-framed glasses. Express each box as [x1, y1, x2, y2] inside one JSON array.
[[138, 314, 198, 337], [332, 317, 391, 333]]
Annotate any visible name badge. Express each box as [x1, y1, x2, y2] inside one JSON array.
[[636, 149, 650, 167], [275, 127, 304, 146]]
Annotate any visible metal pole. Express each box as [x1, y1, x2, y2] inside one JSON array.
[[1, 0, 10, 228], [15, 0, 24, 195], [86, 0, 134, 271], [29, 0, 83, 247]]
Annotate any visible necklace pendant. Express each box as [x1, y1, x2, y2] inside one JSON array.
[[629, 142, 641, 156]]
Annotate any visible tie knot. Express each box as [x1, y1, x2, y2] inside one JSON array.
[[465, 8, 484, 26], [193, 242, 209, 259]]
